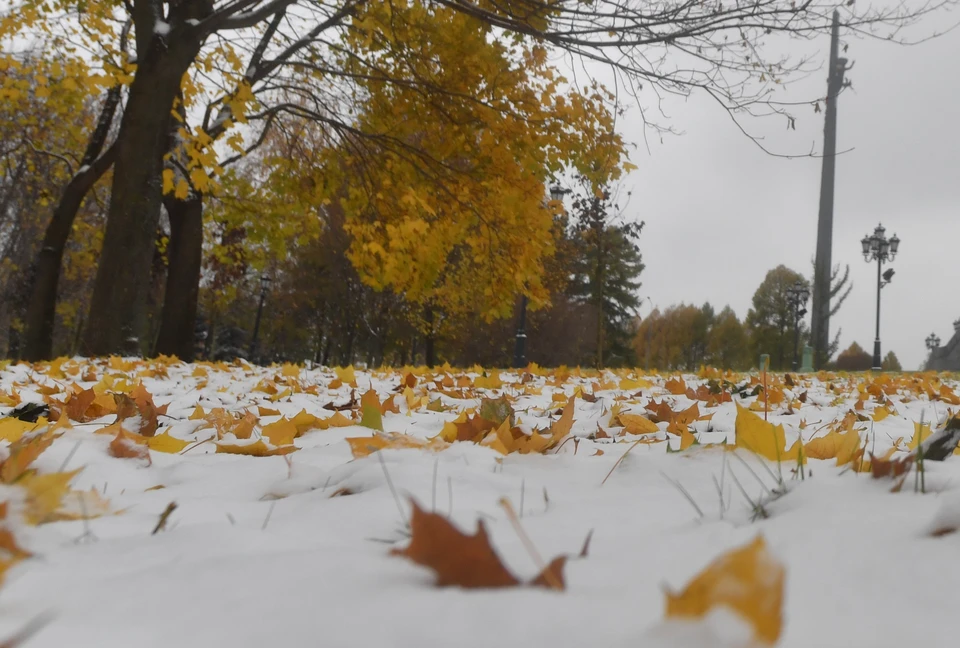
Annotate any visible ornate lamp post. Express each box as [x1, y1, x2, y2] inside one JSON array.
[[249, 274, 273, 363], [926, 332, 942, 371], [786, 280, 810, 371], [514, 184, 568, 368], [861, 223, 899, 370]]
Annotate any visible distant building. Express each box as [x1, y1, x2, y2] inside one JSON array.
[[926, 319, 960, 371]]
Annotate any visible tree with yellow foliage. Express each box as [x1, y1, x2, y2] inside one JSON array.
[[0, 54, 108, 358], [5, 0, 954, 357]]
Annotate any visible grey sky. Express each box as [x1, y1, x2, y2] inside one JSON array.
[[618, 18, 960, 370]]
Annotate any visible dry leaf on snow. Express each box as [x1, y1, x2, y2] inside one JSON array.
[[391, 499, 566, 589], [665, 535, 784, 646]]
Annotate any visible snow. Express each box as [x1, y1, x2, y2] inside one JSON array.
[[0, 362, 959, 647]]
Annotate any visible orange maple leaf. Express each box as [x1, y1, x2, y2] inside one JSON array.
[[109, 429, 152, 464], [664, 377, 687, 395], [0, 428, 59, 484]]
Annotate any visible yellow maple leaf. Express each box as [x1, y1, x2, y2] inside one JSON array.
[[322, 411, 354, 428], [261, 418, 298, 446], [473, 371, 503, 389], [618, 413, 659, 435], [835, 428, 864, 467], [145, 432, 191, 454], [346, 432, 449, 459], [215, 439, 297, 457], [1, 428, 59, 483], [734, 403, 786, 462], [619, 377, 651, 391], [21, 469, 81, 525], [0, 417, 36, 443], [804, 430, 843, 460], [288, 410, 320, 435], [279, 363, 300, 378], [908, 421, 933, 450], [48, 488, 114, 522], [334, 366, 357, 387], [665, 535, 784, 645]]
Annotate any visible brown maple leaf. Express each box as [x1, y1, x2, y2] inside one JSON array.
[[391, 500, 566, 590], [454, 413, 497, 443], [109, 429, 152, 464], [870, 453, 913, 479]]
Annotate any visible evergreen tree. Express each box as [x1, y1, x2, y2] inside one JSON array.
[[567, 186, 644, 367]]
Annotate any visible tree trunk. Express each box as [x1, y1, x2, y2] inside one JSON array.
[[322, 337, 332, 366], [81, 37, 200, 357], [21, 154, 116, 361], [21, 79, 123, 362], [423, 307, 436, 367], [595, 223, 605, 369], [154, 194, 203, 361]]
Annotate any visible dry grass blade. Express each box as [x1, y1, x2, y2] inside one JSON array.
[[151, 501, 177, 535], [601, 438, 643, 486], [376, 449, 409, 530], [660, 471, 705, 519], [0, 613, 55, 648], [498, 497, 563, 591]]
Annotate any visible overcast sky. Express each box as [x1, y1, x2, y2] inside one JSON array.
[[613, 13, 960, 370]]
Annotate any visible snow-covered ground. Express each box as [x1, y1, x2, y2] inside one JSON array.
[[0, 358, 958, 647]]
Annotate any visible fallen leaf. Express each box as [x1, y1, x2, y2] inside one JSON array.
[[261, 418, 298, 446], [618, 413, 659, 435], [734, 403, 786, 462], [454, 413, 497, 443], [664, 377, 687, 395], [473, 371, 503, 390], [109, 429, 151, 463], [1, 428, 59, 483], [21, 469, 81, 524], [346, 433, 450, 459], [391, 499, 565, 589], [215, 439, 297, 456], [359, 389, 384, 432], [0, 418, 37, 443], [479, 396, 514, 428], [665, 535, 784, 646]]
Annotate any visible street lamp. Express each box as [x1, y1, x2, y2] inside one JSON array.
[[861, 223, 899, 370], [249, 274, 273, 363], [514, 184, 569, 368], [786, 280, 810, 371], [926, 333, 941, 351]]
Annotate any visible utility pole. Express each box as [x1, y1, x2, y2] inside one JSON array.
[[811, 11, 851, 370]]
